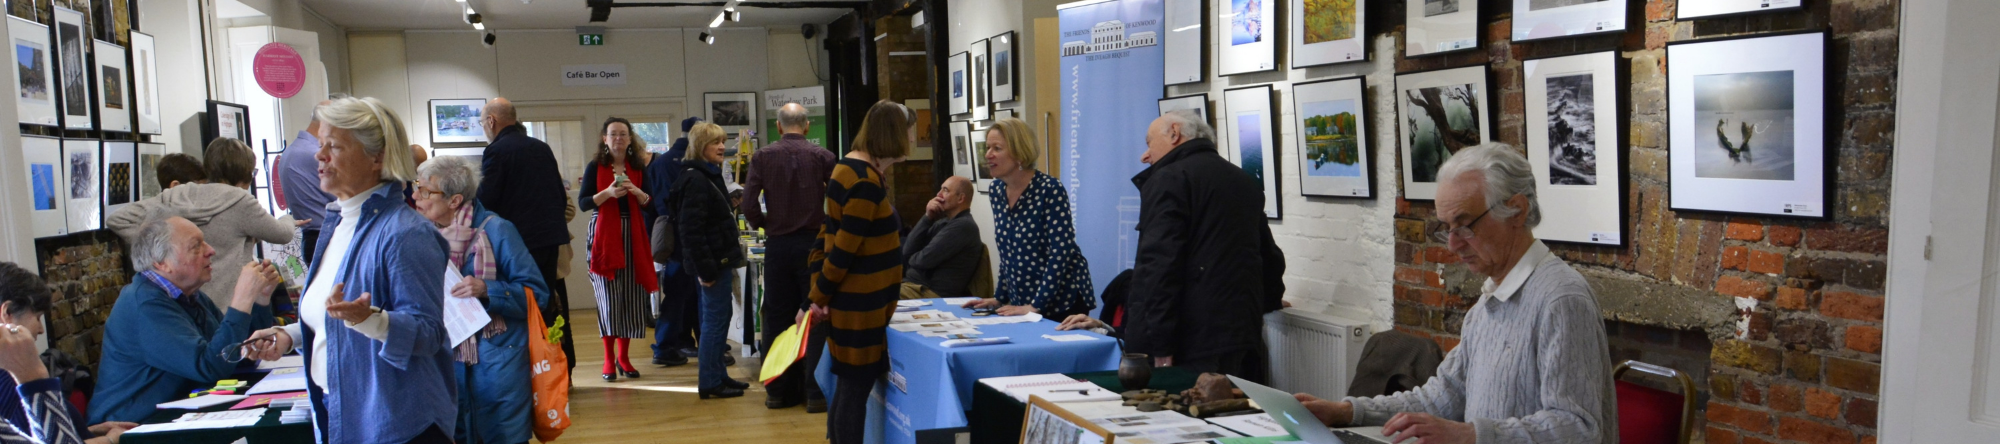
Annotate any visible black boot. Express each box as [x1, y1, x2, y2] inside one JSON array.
[[698, 386, 745, 399]]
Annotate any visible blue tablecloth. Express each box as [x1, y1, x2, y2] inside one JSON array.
[[816, 299, 1123, 444]]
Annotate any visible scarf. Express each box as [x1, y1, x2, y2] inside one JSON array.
[[445, 205, 507, 363], [587, 161, 660, 292]]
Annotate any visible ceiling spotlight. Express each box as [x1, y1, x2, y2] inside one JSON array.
[[483, 32, 497, 47], [465, 12, 482, 25], [697, 32, 715, 44], [727, 10, 741, 22], [709, 11, 727, 28]]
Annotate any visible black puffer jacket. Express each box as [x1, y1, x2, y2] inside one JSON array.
[[672, 163, 746, 283], [1124, 138, 1287, 361]]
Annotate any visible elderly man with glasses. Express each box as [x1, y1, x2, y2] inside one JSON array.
[[90, 215, 281, 423], [1292, 144, 1617, 444]]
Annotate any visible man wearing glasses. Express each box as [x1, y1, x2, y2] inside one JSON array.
[[90, 216, 282, 423], [1292, 144, 1617, 444]]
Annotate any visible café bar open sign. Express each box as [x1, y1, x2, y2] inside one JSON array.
[[561, 64, 626, 86]]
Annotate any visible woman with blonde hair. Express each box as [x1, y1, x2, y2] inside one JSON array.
[[961, 117, 1095, 321], [579, 116, 657, 381], [671, 122, 751, 398], [808, 100, 912, 444]]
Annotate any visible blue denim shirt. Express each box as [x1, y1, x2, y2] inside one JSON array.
[[453, 204, 549, 444], [299, 182, 456, 443]]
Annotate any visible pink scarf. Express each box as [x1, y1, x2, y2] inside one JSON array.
[[445, 204, 506, 363]]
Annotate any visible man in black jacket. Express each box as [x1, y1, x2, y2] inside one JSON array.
[[475, 97, 576, 372], [902, 176, 983, 298], [1126, 109, 1286, 381]]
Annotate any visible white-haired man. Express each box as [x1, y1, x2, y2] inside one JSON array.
[[1294, 143, 1616, 444]]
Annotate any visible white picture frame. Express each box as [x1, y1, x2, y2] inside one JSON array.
[[970, 39, 991, 122], [1223, 84, 1281, 219], [63, 138, 99, 233], [969, 121, 992, 193], [1290, 0, 1366, 68], [93, 40, 129, 133], [989, 31, 1019, 103], [53, 6, 91, 131], [132, 31, 162, 135], [1526, 51, 1624, 245], [949, 51, 970, 116], [1668, 31, 1828, 219], [1679, 0, 1804, 20], [1164, 0, 1206, 85], [1395, 65, 1492, 200], [1513, 0, 1626, 42], [427, 98, 489, 145], [10, 17, 56, 127], [950, 120, 971, 174], [704, 92, 758, 136], [102, 140, 134, 214], [1404, 0, 1478, 57], [137, 142, 164, 200], [1217, 0, 1276, 75], [24, 136, 66, 238], [1291, 76, 1373, 199]]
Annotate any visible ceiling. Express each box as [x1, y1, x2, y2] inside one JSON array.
[[301, 0, 858, 31]]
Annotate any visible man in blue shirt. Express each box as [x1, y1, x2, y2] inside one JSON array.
[[89, 216, 280, 423], [278, 100, 335, 262]]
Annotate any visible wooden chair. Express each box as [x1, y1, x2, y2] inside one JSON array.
[[1613, 360, 1698, 444]]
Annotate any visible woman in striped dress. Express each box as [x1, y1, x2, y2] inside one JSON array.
[[580, 117, 658, 382], [808, 100, 911, 444]]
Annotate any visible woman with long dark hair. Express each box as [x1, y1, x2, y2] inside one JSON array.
[[579, 117, 658, 381]]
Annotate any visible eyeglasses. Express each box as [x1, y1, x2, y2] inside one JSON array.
[[1429, 206, 1494, 244], [221, 335, 281, 363]]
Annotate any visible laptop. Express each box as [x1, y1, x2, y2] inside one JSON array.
[[1227, 375, 1395, 444]]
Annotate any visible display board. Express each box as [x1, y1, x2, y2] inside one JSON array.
[[763, 85, 830, 148], [1059, 0, 1165, 289]]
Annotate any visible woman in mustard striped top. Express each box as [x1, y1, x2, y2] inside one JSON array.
[[807, 100, 911, 444]]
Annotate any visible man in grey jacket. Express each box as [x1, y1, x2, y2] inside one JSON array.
[[902, 176, 983, 298], [1294, 143, 1615, 444]]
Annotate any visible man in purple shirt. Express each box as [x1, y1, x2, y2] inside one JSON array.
[[277, 100, 335, 262], [742, 102, 836, 410]]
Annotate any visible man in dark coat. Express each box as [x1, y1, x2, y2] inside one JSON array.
[[1125, 109, 1286, 380], [645, 116, 708, 365], [475, 97, 575, 372]]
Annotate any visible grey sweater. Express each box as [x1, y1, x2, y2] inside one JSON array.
[[1345, 241, 1616, 443], [108, 183, 295, 309]]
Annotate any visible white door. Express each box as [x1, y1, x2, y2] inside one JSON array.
[[1880, 0, 2000, 441]]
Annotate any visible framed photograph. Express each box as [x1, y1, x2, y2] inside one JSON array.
[[131, 30, 159, 134], [8, 0, 36, 22], [1217, 0, 1276, 75], [23, 136, 65, 238], [92, 39, 127, 133], [102, 140, 132, 214], [1668, 31, 1827, 219], [1021, 396, 1115, 444], [969, 121, 992, 193], [1404, 0, 1477, 57], [1291, 77, 1373, 199], [1395, 65, 1492, 200], [53, 6, 90, 130], [950, 120, 970, 172], [993, 107, 1017, 122], [1164, 0, 1206, 85], [136, 141, 163, 200], [1223, 84, 1281, 219], [1679, 0, 1802, 20], [949, 51, 970, 116], [426, 98, 488, 145], [204, 100, 249, 149], [1526, 51, 1624, 245], [63, 138, 98, 233], [98, 0, 129, 46], [1513, 0, 1625, 42], [1291, 0, 1366, 68], [10, 17, 54, 126], [989, 31, 1019, 103], [1158, 93, 1211, 128], [970, 39, 990, 121], [704, 92, 757, 136]]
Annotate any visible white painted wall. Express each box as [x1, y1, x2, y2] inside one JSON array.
[[945, 0, 1397, 329], [0, 16, 31, 265], [140, 0, 215, 155]]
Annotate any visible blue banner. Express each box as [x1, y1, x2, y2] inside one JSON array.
[[1058, 0, 1164, 307]]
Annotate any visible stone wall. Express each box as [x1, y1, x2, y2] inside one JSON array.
[[33, 231, 132, 372], [1387, 1, 1896, 443]]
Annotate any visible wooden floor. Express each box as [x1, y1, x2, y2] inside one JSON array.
[[558, 312, 828, 443]]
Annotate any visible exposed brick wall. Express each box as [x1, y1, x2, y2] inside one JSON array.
[[33, 231, 133, 372], [878, 13, 943, 229], [1387, 1, 1895, 443]]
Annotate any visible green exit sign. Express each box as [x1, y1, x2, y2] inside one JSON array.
[[579, 34, 604, 46]]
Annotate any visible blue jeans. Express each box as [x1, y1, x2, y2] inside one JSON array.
[[653, 261, 699, 357], [697, 271, 736, 390]]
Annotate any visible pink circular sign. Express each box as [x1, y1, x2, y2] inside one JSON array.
[[252, 43, 306, 98]]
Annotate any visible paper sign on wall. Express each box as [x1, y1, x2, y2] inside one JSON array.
[[561, 64, 627, 86]]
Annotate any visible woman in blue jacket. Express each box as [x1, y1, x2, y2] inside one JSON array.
[[415, 157, 550, 444]]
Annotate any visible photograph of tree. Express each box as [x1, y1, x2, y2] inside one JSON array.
[[1404, 83, 1481, 182], [1694, 70, 1795, 180], [1299, 99, 1361, 177], [1303, 0, 1356, 44], [1545, 73, 1597, 185]]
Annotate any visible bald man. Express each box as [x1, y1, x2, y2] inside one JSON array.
[[744, 102, 837, 410], [278, 99, 337, 262], [901, 176, 984, 299], [475, 97, 576, 373]]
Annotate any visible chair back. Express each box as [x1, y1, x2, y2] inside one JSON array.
[[970, 244, 995, 298], [1613, 360, 1697, 444]]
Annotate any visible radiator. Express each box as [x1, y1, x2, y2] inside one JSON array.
[[1263, 308, 1371, 398]]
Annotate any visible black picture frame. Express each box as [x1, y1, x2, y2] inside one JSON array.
[[1163, 0, 1207, 85], [203, 99, 250, 149], [1222, 83, 1282, 219], [1522, 50, 1630, 246], [1157, 93, 1212, 128], [1290, 76, 1376, 200], [1665, 29, 1831, 220], [989, 31, 1019, 103]]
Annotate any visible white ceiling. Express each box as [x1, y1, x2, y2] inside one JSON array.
[[301, 0, 857, 31]]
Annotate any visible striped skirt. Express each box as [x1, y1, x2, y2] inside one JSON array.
[[587, 212, 653, 338]]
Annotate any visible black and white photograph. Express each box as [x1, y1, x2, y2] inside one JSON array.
[[704, 92, 758, 135], [1525, 51, 1623, 245], [137, 142, 162, 200], [969, 38, 990, 121], [1425, 0, 1458, 16], [1669, 31, 1826, 219], [1405, 0, 1478, 57], [10, 17, 54, 126], [62, 138, 99, 233], [133, 31, 161, 134], [1218, 0, 1276, 75], [1396, 65, 1491, 200], [54, 6, 90, 130], [1545, 73, 1596, 185], [67, 148, 90, 199]]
